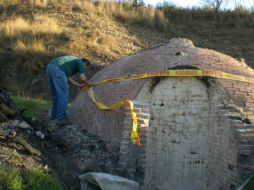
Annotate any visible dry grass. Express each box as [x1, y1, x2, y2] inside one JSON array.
[[32, 15, 62, 35], [69, 0, 169, 62], [0, 16, 61, 37], [0, 14, 63, 77], [13, 40, 46, 54], [0, 17, 31, 37], [0, 0, 63, 7], [0, 15, 61, 56], [0, 0, 170, 97], [73, 0, 170, 32], [29, 0, 48, 7]]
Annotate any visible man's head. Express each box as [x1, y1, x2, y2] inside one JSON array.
[[81, 58, 91, 67]]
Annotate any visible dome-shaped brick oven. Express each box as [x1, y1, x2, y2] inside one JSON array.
[[70, 38, 254, 190]]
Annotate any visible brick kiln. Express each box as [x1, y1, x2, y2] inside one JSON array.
[[70, 38, 254, 190]]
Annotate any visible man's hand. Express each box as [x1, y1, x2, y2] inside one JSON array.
[[68, 74, 91, 90], [80, 82, 91, 90], [79, 74, 88, 83], [78, 74, 91, 89], [68, 77, 87, 88]]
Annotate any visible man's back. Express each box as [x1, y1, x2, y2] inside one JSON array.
[[49, 56, 85, 77]]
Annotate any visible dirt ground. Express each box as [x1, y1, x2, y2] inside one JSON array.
[[0, 117, 119, 190]]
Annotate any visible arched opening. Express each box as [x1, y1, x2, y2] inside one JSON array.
[[139, 78, 210, 190]]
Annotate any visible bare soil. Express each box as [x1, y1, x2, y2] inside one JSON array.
[[0, 117, 119, 190]]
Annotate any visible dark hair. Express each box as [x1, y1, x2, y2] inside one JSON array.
[[81, 58, 91, 66]]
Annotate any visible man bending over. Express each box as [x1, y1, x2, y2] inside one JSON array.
[[46, 55, 90, 126]]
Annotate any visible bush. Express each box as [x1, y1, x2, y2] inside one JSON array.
[[0, 164, 63, 190], [26, 170, 62, 190], [72, 0, 171, 32], [12, 96, 50, 119], [0, 165, 23, 190]]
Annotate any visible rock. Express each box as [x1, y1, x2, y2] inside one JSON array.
[[79, 172, 140, 190], [0, 120, 32, 130], [35, 131, 45, 139], [3, 129, 11, 138], [14, 120, 33, 130], [77, 158, 96, 171]]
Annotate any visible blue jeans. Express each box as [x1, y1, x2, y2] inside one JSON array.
[[46, 63, 68, 121]]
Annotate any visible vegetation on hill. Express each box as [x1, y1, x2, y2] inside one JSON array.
[[1, 0, 254, 97], [1, 0, 254, 189], [0, 164, 63, 190], [160, 3, 254, 66], [12, 96, 50, 119], [0, 0, 170, 97]]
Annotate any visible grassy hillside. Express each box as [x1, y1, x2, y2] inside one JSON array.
[[1, 0, 254, 97], [0, 0, 170, 97], [1, 1, 254, 189], [161, 5, 254, 66]]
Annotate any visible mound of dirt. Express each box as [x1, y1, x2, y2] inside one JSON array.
[[44, 124, 119, 189], [0, 87, 119, 189]]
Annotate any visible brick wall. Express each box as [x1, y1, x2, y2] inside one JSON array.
[[206, 83, 242, 190], [133, 78, 253, 190], [69, 39, 254, 189], [118, 101, 150, 183], [70, 39, 254, 147]]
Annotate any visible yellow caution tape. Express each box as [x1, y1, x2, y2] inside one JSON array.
[[86, 88, 140, 145], [85, 69, 254, 87], [82, 69, 254, 145]]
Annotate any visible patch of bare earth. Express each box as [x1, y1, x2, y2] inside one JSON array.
[[0, 88, 118, 189]]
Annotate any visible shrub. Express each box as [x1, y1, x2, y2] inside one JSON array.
[[0, 165, 23, 190], [0, 164, 63, 190], [13, 40, 46, 54], [72, 0, 171, 32], [26, 170, 62, 190]]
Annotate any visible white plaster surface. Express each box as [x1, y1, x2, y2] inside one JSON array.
[[140, 78, 210, 190]]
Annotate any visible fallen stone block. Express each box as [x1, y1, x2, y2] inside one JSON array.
[[79, 172, 139, 190]]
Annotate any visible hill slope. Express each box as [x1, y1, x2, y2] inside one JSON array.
[[0, 1, 169, 97], [1, 1, 254, 98], [162, 6, 254, 67]]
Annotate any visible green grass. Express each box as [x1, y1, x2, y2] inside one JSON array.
[[0, 165, 23, 190], [26, 170, 62, 190], [0, 164, 62, 190], [12, 96, 51, 119]]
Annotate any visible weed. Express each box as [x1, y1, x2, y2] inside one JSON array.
[[26, 170, 62, 190], [0, 164, 63, 190], [73, 0, 170, 32], [0, 164, 23, 190], [0, 16, 61, 38], [13, 40, 46, 54], [12, 96, 50, 119]]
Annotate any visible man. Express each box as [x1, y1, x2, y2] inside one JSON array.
[[46, 55, 90, 126]]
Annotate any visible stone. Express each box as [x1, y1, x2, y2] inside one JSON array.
[[35, 131, 45, 139], [79, 172, 139, 190], [15, 120, 33, 130]]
